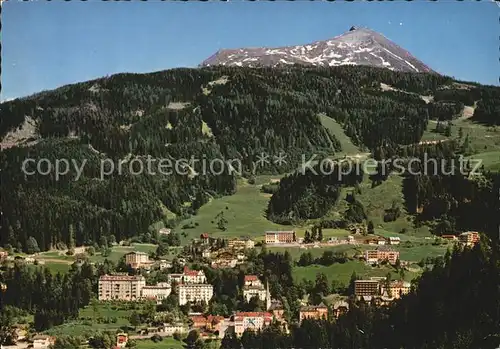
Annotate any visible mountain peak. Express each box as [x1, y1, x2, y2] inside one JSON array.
[[200, 27, 434, 74]]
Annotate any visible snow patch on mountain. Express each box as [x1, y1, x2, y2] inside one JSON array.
[[200, 27, 435, 74]]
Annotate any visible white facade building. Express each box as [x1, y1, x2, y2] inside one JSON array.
[[141, 283, 172, 303], [178, 284, 214, 305], [234, 312, 273, 337], [162, 323, 188, 336]]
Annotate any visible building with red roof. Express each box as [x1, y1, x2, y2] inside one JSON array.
[[200, 233, 210, 244], [244, 275, 261, 287], [183, 266, 207, 284]]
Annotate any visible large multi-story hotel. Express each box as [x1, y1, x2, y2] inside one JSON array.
[[364, 247, 400, 265], [98, 274, 146, 301], [354, 279, 381, 297], [243, 286, 268, 303], [166, 267, 207, 285], [234, 312, 273, 337], [265, 231, 296, 244], [178, 283, 214, 305], [125, 251, 151, 269], [141, 282, 172, 303], [459, 231, 480, 247], [242, 275, 269, 305]]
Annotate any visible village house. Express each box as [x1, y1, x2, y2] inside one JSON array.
[[190, 315, 225, 333], [459, 231, 480, 247], [177, 257, 187, 265], [200, 233, 210, 244], [162, 323, 188, 336], [242, 275, 269, 304], [202, 250, 212, 259], [327, 237, 338, 244], [0, 250, 8, 261], [332, 300, 349, 318], [227, 238, 255, 250], [178, 283, 214, 305], [364, 247, 400, 265], [388, 237, 401, 245], [383, 280, 411, 299], [441, 234, 458, 242], [236, 252, 246, 262], [243, 285, 268, 303], [158, 260, 172, 270], [32, 335, 56, 349], [98, 274, 146, 301], [211, 257, 238, 269], [299, 303, 328, 322], [234, 312, 273, 337], [265, 231, 296, 244], [244, 275, 261, 287], [191, 315, 209, 329], [268, 299, 285, 320], [159, 228, 171, 235], [375, 290, 396, 306], [167, 273, 183, 284], [183, 266, 207, 284], [24, 257, 36, 264], [206, 315, 226, 336], [12, 325, 28, 343], [141, 282, 172, 303], [115, 333, 128, 348], [125, 251, 152, 269]]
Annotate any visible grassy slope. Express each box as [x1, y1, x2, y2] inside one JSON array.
[[292, 261, 417, 285], [422, 118, 500, 172], [356, 174, 432, 236], [318, 113, 363, 156], [178, 177, 291, 241], [31, 244, 159, 271], [467, 151, 500, 172], [89, 244, 159, 264], [422, 119, 500, 153], [45, 303, 135, 337]]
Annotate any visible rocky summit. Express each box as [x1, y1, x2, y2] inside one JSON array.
[[200, 26, 434, 73]]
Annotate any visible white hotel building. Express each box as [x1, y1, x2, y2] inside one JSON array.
[[178, 283, 214, 305], [141, 282, 172, 303]]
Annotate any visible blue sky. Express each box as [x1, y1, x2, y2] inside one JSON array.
[[2, 0, 498, 101]]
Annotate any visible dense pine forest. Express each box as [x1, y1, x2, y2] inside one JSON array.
[[1, 65, 500, 251], [266, 161, 364, 224]]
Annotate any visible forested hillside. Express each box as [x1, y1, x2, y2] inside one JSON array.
[[1, 65, 499, 251], [266, 161, 364, 224]]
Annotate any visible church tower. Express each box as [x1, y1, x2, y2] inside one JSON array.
[[266, 280, 271, 310]]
